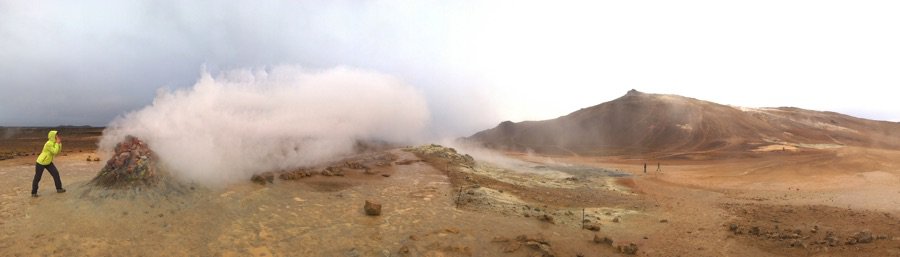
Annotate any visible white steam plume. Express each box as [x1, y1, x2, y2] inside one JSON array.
[[99, 66, 430, 186]]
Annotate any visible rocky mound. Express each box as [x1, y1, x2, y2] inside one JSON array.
[[407, 144, 474, 168], [252, 151, 399, 185], [88, 136, 162, 188]]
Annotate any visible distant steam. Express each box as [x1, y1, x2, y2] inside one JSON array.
[[99, 66, 430, 186]]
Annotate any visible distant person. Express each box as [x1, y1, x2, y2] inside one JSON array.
[[32, 130, 66, 197], [657, 162, 661, 172], [643, 163, 647, 174]]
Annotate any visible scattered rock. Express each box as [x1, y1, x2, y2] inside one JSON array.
[[749, 226, 761, 236], [659, 219, 668, 223], [381, 174, 391, 177], [617, 242, 638, 255], [279, 168, 312, 180], [824, 232, 840, 247], [593, 234, 613, 245], [322, 166, 343, 176], [251, 172, 275, 185], [344, 248, 361, 257], [612, 216, 621, 223], [851, 230, 874, 244], [345, 161, 367, 170], [501, 241, 522, 253], [491, 236, 510, 242], [514, 234, 555, 257], [395, 159, 422, 165], [364, 200, 382, 216], [538, 214, 555, 224], [93, 157, 100, 161], [584, 223, 601, 231]]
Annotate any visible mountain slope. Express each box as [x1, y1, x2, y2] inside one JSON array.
[[466, 90, 900, 157]]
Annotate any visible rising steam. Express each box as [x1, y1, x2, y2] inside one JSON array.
[[99, 66, 430, 186]]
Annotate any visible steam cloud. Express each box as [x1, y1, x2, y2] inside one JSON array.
[[99, 66, 430, 186]]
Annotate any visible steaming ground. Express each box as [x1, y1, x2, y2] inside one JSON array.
[[100, 66, 430, 187], [2, 130, 900, 256]]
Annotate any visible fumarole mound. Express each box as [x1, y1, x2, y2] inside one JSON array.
[[88, 136, 161, 188]]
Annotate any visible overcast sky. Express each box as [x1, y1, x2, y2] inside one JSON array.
[[2, 0, 899, 136]]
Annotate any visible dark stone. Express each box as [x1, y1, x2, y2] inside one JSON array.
[[251, 173, 275, 185], [618, 242, 638, 255], [538, 214, 555, 224], [364, 200, 382, 216], [852, 231, 874, 244], [584, 224, 601, 231]]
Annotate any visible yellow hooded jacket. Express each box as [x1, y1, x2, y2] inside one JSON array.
[[36, 130, 62, 165]]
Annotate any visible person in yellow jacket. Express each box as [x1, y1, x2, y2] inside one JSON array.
[[32, 130, 66, 197]]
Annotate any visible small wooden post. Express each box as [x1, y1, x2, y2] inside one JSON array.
[[456, 186, 462, 208], [581, 208, 585, 230]]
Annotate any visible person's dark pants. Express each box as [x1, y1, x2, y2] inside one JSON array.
[[32, 162, 63, 194]]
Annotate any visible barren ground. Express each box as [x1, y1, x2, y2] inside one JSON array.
[[2, 128, 900, 256]]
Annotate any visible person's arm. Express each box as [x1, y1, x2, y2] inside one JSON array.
[[49, 138, 62, 155]]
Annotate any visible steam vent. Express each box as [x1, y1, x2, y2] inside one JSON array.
[[89, 136, 161, 188]]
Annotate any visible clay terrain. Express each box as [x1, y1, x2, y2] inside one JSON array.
[[3, 91, 900, 257]]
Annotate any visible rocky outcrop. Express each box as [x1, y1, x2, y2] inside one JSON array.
[[407, 144, 474, 168]]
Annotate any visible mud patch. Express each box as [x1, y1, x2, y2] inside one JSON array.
[[301, 179, 358, 192]]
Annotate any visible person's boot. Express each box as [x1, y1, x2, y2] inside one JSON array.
[[32, 193, 39, 198], [57, 188, 66, 193]]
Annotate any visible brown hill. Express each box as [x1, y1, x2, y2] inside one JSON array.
[[466, 90, 900, 158]]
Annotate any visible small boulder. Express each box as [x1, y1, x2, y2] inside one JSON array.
[[364, 200, 382, 216], [851, 231, 874, 244], [749, 226, 761, 236], [251, 173, 275, 185], [345, 161, 366, 169], [279, 168, 312, 180], [617, 243, 638, 255], [593, 234, 613, 245], [538, 214, 555, 224]]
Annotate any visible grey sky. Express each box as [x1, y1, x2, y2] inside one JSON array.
[[2, 1, 899, 136]]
